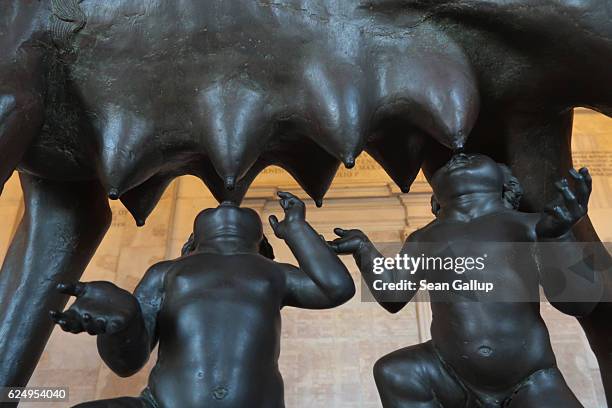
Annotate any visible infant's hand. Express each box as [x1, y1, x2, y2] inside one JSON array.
[[328, 228, 369, 255], [50, 281, 139, 336], [269, 191, 307, 239], [536, 168, 591, 239]]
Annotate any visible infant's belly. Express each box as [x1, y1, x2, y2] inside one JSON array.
[[149, 298, 284, 407], [430, 302, 556, 391], [149, 363, 284, 408]]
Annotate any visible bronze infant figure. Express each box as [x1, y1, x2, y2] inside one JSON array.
[[331, 153, 594, 407], [50, 192, 355, 408]]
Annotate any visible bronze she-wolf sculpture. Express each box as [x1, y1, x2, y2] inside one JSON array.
[[1, 0, 611, 402]]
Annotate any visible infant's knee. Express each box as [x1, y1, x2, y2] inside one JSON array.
[[374, 345, 448, 402], [373, 355, 396, 388], [374, 353, 420, 396]]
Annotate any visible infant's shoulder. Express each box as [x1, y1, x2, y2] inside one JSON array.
[[409, 209, 537, 240], [494, 209, 539, 229], [173, 252, 282, 276], [406, 219, 439, 243]]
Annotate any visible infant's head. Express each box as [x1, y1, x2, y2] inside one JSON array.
[[193, 202, 263, 246], [183, 203, 275, 258], [430, 153, 522, 213]]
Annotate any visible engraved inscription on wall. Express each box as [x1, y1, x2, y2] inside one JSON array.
[[573, 151, 612, 176]]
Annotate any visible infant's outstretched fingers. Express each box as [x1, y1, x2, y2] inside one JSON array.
[[278, 192, 306, 222], [555, 179, 582, 216], [56, 282, 85, 297], [554, 179, 573, 202], [49, 310, 62, 324], [81, 313, 106, 335], [97, 318, 108, 334], [278, 191, 294, 209], [327, 239, 340, 252], [581, 168, 592, 188], [568, 168, 581, 184], [334, 227, 347, 237], [65, 309, 85, 334], [269, 215, 280, 232], [328, 234, 361, 255], [54, 317, 70, 332], [580, 167, 592, 186], [81, 313, 95, 335], [549, 205, 572, 223], [50, 310, 82, 334], [569, 167, 591, 209], [277, 191, 296, 200]]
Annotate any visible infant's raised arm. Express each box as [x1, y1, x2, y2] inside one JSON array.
[[329, 228, 424, 313], [50, 261, 170, 377], [269, 192, 355, 309]]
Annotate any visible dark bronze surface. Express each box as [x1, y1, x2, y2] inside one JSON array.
[[51, 193, 354, 408], [331, 154, 594, 407], [1, 0, 611, 401]]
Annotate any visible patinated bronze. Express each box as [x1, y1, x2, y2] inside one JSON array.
[[50, 192, 355, 408], [1, 0, 611, 399], [331, 153, 594, 407]]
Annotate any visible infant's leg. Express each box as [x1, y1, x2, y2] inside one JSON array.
[[373, 341, 467, 408], [505, 368, 583, 408], [72, 397, 152, 408]]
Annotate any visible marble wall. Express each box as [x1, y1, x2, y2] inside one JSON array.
[[1, 109, 610, 407]]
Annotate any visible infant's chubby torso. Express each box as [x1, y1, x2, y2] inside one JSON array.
[[417, 211, 557, 392], [431, 302, 556, 395], [149, 253, 286, 408]]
